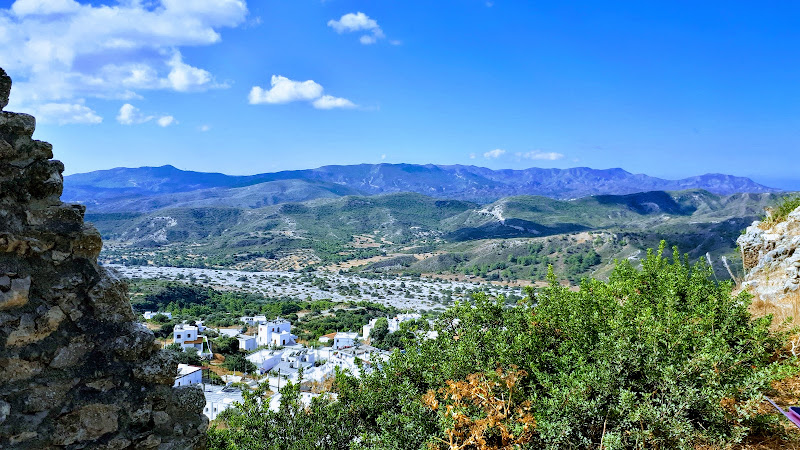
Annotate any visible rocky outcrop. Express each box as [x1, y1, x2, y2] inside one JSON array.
[[0, 67, 207, 448], [737, 205, 800, 322]]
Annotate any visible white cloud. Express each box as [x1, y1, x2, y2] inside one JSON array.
[[249, 75, 356, 110], [32, 101, 102, 125], [165, 52, 214, 92], [199, 124, 211, 132], [469, 153, 476, 159], [11, 0, 81, 17], [1, 0, 247, 123], [328, 12, 385, 45], [518, 151, 565, 161], [117, 103, 175, 126], [381, 154, 386, 160], [484, 149, 506, 159], [360, 35, 377, 45], [312, 95, 356, 110], [249, 76, 323, 104], [117, 103, 152, 125]]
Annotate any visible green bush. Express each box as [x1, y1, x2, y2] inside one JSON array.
[[763, 195, 800, 227], [208, 243, 794, 449]]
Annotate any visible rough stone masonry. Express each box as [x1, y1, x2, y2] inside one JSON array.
[[0, 67, 207, 448]]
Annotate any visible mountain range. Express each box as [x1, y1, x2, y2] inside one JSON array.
[[63, 164, 779, 213]]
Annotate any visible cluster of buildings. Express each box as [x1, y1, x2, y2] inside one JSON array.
[[158, 313, 416, 421]]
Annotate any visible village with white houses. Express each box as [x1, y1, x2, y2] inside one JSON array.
[[143, 310, 429, 421]]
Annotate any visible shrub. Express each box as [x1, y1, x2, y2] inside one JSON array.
[[762, 195, 800, 227], [207, 243, 794, 449]]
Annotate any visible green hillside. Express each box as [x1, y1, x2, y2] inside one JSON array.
[[90, 189, 783, 283]]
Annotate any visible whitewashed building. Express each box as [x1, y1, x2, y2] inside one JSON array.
[[257, 318, 297, 347], [246, 348, 284, 373], [173, 324, 212, 358], [174, 364, 202, 387], [202, 385, 244, 421], [237, 334, 257, 352], [333, 332, 358, 350], [240, 315, 268, 326]]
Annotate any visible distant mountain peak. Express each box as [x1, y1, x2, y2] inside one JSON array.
[[63, 163, 780, 213]]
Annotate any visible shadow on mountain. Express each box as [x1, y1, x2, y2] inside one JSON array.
[[592, 191, 697, 215], [446, 219, 589, 242]]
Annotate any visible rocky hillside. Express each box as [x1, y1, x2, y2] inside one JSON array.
[[0, 68, 206, 448], [737, 204, 800, 324]]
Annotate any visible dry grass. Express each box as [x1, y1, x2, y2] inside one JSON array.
[[750, 291, 800, 329], [735, 288, 800, 449]]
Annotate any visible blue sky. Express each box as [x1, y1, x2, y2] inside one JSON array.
[[1, 0, 799, 189]]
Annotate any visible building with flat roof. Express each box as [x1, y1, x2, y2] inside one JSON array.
[[173, 324, 212, 358], [257, 318, 297, 347], [174, 364, 202, 387], [333, 332, 358, 350], [202, 384, 245, 421]]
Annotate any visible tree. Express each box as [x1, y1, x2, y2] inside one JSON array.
[[369, 317, 389, 346], [222, 354, 257, 374], [212, 336, 239, 355], [151, 313, 169, 323]]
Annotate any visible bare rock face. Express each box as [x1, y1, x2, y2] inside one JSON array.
[[0, 68, 207, 448], [737, 205, 800, 321], [0, 68, 10, 111]]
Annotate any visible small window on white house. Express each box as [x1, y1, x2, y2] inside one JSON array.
[[176, 334, 181, 339]]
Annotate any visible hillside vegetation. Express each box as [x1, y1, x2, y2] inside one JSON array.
[[89, 190, 783, 283], [208, 245, 799, 449]]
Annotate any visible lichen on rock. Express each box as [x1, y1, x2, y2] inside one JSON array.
[[0, 67, 207, 448]]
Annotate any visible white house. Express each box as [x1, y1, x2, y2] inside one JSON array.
[[314, 344, 390, 379], [215, 328, 240, 338], [202, 384, 244, 421], [144, 311, 172, 320], [247, 348, 283, 373], [333, 332, 358, 350], [174, 364, 202, 387], [257, 318, 297, 347], [319, 332, 336, 344], [237, 334, 257, 352], [240, 315, 268, 326], [173, 324, 212, 358], [281, 347, 315, 369], [362, 319, 377, 340]]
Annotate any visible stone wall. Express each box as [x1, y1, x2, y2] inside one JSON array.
[[0, 68, 207, 449], [737, 205, 800, 323]]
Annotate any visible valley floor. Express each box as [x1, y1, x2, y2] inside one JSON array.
[[107, 264, 524, 311]]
